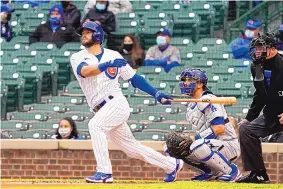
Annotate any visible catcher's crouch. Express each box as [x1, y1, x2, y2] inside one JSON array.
[[165, 69, 241, 181]]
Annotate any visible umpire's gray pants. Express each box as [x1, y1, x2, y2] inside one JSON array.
[[239, 115, 283, 171]]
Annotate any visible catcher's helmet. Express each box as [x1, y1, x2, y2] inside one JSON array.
[[249, 32, 276, 63], [179, 68, 208, 96], [76, 21, 104, 44]]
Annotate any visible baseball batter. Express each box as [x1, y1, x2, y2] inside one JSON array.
[[70, 21, 183, 183], [164, 68, 241, 182]]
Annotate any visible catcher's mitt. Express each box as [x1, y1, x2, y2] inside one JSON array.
[[165, 132, 193, 159]]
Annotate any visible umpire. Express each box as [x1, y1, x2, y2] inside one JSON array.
[[237, 33, 283, 183]]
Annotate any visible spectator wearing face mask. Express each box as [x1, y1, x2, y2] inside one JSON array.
[[1, 5, 14, 42], [275, 23, 283, 53], [29, 4, 79, 48], [54, 117, 80, 139], [119, 35, 145, 69], [61, 0, 81, 29], [84, 0, 132, 15], [144, 29, 181, 73], [230, 19, 261, 60], [82, 0, 115, 35]]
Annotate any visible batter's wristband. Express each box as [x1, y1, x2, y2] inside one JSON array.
[[98, 62, 108, 72]]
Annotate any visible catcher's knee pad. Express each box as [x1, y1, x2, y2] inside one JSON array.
[[190, 139, 233, 175]]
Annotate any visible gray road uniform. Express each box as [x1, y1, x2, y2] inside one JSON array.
[[165, 92, 241, 181]]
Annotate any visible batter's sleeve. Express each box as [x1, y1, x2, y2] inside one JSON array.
[[70, 53, 88, 78]]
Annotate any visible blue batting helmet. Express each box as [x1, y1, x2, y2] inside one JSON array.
[[179, 68, 208, 96], [76, 21, 104, 44]]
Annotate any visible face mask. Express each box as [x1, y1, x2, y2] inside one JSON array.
[[123, 44, 133, 51], [96, 3, 106, 11], [49, 17, 61, 25], [245, 30, 254, 38], [59, 128, 71, 138], [156, 36, 167, 46]]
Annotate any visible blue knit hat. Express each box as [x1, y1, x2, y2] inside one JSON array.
[[49, 4, 64, 17]]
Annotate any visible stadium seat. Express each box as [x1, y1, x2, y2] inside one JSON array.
[[7, 130, 53, 139], [10, 112, 48, 121], [1, 83, 8, 120], [133, 132, 165, 141], [64, 81, 83, 95], [0, 121, 29, 131], [47, 96, 85, 105], [29, 121, 59, 131], [65, 105, 91, 113], [144, 122, 184, 132], [29, 104, 67, 113]]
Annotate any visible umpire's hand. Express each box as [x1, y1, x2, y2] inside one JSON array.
[[279, 113, 283, 125]]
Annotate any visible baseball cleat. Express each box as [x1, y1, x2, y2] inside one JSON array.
[[163, 159, 184, 182], [217, 163, 242, 182], [86, 172, 113, 183], [236, 171, 270, 184], [191, 173, 214, 181]]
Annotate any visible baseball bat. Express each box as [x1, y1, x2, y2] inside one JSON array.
[[162, 97, 237, 104]]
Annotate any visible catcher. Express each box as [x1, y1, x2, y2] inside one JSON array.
[[165, 68, 241, 181]]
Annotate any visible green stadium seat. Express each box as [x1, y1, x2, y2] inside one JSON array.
[[47, 96, 85, 105], [172, 11, 200, 41], [65, 105, 91, 113], [0, 121, 29, 130], [128, 122, 145, 132], [1, 72, 25, 112], [7, 130, 52, 139], [129, 113, 164, 122], [144, 122, 184, 132], [1, 83, 8, 120], [170, 37, 193, 48], [64, 81, 83, 95], [128, 96, 156, 106], [48, 112, 93, 122], [10, 112, 48, 121], [29, 104, 67, 113], [28, 42, 58, 56], [133, 132, 165, 141], [29, 121, 59, 130]]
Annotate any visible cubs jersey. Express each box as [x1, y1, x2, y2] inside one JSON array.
[[186, 93, 238, 141], [70, 48, 135, 109]]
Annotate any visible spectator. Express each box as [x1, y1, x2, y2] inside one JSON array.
[[61, 0, 81, 29], [145, 29, 181, 73], [119, 35, 145, 69], [275, 23, 283, 53], [82, 0, 115, 35], [230, 19, 261, 60], [84, 0, 132, 15], [55, 117, 80, 139], [29, 4, 79, 48], [1, 5, 14, 42]]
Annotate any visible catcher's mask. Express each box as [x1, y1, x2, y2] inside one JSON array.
[[249, 32, 276, 64], [179, 68, 208, 96]]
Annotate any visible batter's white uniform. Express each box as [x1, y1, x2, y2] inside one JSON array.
[[186, 93, 240, 164], [70, 48, 177, 174]]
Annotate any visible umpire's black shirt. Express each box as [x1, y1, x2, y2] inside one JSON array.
[[246, 53, 283, 125]]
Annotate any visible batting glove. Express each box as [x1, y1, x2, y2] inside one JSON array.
[[98, 59, 128, 72], [108, 58, 128, 67], [155, 91, 173, 105]]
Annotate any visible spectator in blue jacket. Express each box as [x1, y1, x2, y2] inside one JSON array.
[[145, 29, 181, 73], [1, 5, 14, 42], [55, 117, 80, 139], [230, 19, 261, 60], [275, 23, 283, 53]]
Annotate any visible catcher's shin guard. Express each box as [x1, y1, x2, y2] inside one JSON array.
[[190, 139, 240, 180]]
